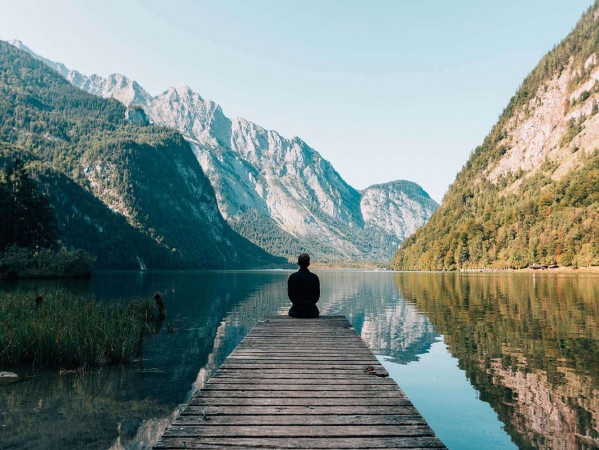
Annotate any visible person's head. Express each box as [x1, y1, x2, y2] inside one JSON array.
[[297, 253, 310, 269]]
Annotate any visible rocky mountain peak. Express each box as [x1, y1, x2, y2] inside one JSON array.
[[10, 39, 439, 262]]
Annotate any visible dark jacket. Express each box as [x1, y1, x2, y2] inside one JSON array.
[[287, 268, 320, 318]]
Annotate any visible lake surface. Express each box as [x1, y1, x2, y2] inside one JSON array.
[[0, 271, 597, 450]]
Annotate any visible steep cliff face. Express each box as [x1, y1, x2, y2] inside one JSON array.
[[393, 3, 599, 270], [361, 181, 439, 250], [0, 40, 280, 269], [10, 39, 438, 262]]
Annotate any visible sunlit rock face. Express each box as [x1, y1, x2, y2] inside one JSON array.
[[10, 39, 438, 261], [360, 181, 439, 249], [488, 357, 598, 450], [488, 54, 599, 184], [392, 6, 599, 271]]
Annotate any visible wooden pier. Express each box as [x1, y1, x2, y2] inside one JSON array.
[[154, 316, 446, 449]]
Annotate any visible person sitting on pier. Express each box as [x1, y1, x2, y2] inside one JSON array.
[[287, 253, 320, 318]]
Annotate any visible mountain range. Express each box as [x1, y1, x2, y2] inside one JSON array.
[[0, 40, 280, 269], [9, 39, 438, 262]]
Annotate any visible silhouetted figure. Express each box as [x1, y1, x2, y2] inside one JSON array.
[[287, 253, 320, 318]]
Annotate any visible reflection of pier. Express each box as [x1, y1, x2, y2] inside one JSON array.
[[155, 316, 446, 449]]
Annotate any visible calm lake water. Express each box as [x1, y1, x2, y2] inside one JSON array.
[[0, 271, 597, 450]]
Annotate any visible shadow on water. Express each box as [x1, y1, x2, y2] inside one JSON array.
[[393, 272, 598, 450]]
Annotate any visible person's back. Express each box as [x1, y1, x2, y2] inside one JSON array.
[[288, 253, 320, 318]]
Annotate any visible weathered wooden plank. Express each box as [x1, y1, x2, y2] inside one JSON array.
[[225, 358, 380, 364], [154, 316, 445, 449], [206, 376, 396, 389], [237, 343, 372, 350], [226, 355, 378, 361], [193, 390, 406, 398], [249, 328, 355, 333], [162, 424, 435, 438], [212, 372, 388, 379], [221, 360, 385, 366], [233, 348, 374, 353], [253, 323, 353, 326], [215, 374, 392, 379], [227, 354, 377, 359], [220, 364, 388, 372], [239, 341, 363, 345], [232, 351, 374, 357], [241, 333, 359, 337], [259, 316, 348, 321], [172, 414, 426, 426], [247, 330, 360, 334], [237, 345, 372, 351], [231, 355, 375, 360], [248, 330, 355, 334], [235, 348, 373, 353], [239, 340, 368, 345], [154, 436, 446, 449], [179, 405, 421, 416], [188, 397, 413, 406], [213, 370, 388, 378], [206, 381, 398, 388]]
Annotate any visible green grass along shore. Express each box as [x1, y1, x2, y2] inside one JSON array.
[[0, 290, 155, 369]]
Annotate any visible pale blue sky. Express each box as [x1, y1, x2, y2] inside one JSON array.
[[0, 0, 593, 202]]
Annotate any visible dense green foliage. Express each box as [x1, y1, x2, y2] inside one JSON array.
[[230, 209, 316, 261], [0, 41, 281, 269], [393, 3, 599, 270], [0, 144, 96, 278], [0, 290, 152, 367], [230, 207, 399, 263], [0, 246, 95, 279], [0, 157, 55, 250]]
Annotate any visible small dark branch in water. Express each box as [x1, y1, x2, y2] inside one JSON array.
[[154, 291, 165, 318], [35, 293, 43, 309]]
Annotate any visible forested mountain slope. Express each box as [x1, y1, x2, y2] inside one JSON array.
[[0, 41, 280, 269], [393, 3, 599, 270], [10, 40, 439, 262]]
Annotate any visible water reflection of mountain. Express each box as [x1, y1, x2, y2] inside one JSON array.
[[1, 271, 440, 450], [393, 272, 599, 450], [318, 272, 438, 363]]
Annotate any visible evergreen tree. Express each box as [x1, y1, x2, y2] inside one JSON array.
[[0, 158, 56, 250], [0, 178, 13, 250]]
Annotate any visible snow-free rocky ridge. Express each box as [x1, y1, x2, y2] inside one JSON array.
[[10, 39, 438, 261]]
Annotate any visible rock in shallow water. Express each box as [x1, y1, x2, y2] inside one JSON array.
[[0, 371, 18, 378]]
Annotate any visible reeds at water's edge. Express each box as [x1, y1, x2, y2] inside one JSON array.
[[0, 290, 153, 368]]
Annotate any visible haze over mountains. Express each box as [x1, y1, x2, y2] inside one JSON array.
[[9, 39, 438, 262]]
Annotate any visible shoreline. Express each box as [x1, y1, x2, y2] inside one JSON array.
[[458, 266, 599, 274]]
